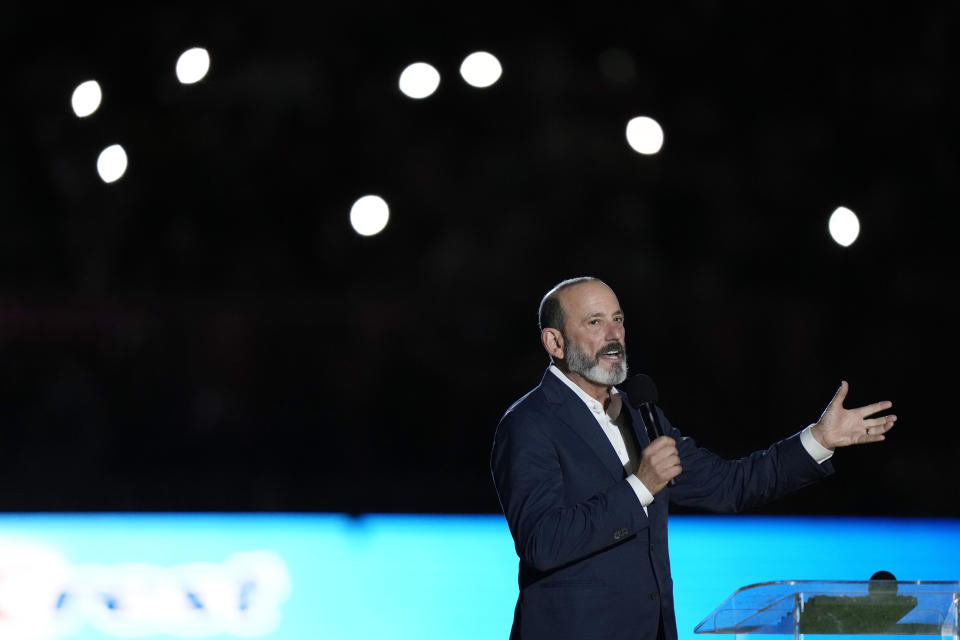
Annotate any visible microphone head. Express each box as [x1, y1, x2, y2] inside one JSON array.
[[868, 570, 898, 597], [619, 373, 658, 408]]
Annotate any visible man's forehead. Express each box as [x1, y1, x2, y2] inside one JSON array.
[[559, 281, 621, 313]]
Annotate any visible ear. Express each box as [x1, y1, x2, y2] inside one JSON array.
[[541, 328, 564, 360]]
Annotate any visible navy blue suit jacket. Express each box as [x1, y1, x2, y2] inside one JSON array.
[[490, 369, 833, 640]]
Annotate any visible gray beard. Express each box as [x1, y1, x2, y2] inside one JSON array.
[[564, 339, 628, 386]]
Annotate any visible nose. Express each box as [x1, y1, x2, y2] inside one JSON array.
[[606, 321, 625, 342]]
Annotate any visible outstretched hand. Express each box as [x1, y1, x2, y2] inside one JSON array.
[[810, 381, 897, 449]]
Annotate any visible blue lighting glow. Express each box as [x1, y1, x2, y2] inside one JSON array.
[[0, 514, 956, 639]]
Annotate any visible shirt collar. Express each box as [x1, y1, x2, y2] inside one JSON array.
[[548, 364, 618, 413]]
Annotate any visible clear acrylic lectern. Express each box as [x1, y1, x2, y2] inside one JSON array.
[[695, 580, 960, 639]]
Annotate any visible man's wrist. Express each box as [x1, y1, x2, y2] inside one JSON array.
[[801, 424, 834, 463], [627, 474, 655, 507], [810, 424, 826, 447]]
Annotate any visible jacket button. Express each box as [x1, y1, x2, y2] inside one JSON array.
[[649, 592, 659, 600]]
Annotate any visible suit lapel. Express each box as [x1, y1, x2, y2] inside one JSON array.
[[540, 369, 625, 482]]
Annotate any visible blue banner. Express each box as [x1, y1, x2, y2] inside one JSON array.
[[1, 514, 957, 639]]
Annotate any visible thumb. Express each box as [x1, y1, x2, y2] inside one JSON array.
[[828, 380, 849, 410]]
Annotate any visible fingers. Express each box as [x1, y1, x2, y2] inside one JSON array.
[[856, 400, 894, 417], [865, 416, 897, 441], [860, 414, 897, 444], [832, 380, 893, 417], [644, 436, 676, 454], [865, 415, 897, 431], [644, 437, 681, 468], [636, 437, 682, 493], [657, 449, 682, 476]]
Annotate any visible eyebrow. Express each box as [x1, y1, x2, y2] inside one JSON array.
[[584, 309, 624, 321]]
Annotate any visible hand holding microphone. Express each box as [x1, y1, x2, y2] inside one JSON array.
[[635, 437, 681, 494], [620, 374, 681, 493]]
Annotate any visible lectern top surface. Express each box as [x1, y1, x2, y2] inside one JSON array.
[[695, 580, 960, 636]]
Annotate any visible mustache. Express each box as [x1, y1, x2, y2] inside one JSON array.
[[595, 342, 625, 359]]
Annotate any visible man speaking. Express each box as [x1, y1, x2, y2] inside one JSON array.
[[490, 277, 896, 640]]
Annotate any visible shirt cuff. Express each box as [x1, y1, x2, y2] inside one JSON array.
[[800, 424, 834, 464], [627, 474, 655, 507]]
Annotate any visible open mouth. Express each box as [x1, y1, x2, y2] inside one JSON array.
[[598, 344, 624, 360]]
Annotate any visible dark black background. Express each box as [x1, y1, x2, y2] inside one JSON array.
[[2, 3, 956, 515]]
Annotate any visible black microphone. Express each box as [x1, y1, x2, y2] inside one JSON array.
[[619, 373, 675, 487], [620, 374, 663, 439]]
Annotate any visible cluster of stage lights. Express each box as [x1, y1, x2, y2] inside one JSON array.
[[68, 48, 862, 248], [349, 52, 864, 248], [71, 47, 211, 183], [350, 52, 509, 238], [351, 52, 671, 239]]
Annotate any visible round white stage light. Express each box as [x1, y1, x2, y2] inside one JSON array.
[[350, 195, 390, 236], [399, 62, 440, 99], [71, 80, 102, 118], [625, 116, 664, 155], [828, 206, 861, 247], [176, 47, 211, 85], [96, 144, 128, 183], [460, 51, 502, 88]]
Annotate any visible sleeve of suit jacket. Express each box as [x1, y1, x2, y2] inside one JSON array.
[[658, 407, 835, 512], [492, 403, 652, 573]]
